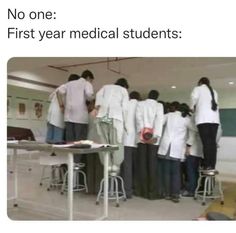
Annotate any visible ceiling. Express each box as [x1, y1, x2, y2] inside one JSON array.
[[7, 57, 236, 103]]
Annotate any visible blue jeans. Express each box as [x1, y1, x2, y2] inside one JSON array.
[[46, 123, 64, 143], [186, 155, 201, 193]]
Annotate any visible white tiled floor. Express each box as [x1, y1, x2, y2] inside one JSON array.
[[7, 154, 209, 221]]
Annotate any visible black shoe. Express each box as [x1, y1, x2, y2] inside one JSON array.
[[165, 196, 172, 200], [182, 190, 194, 197], [171, 197, 180, 203], [156, 194, 165, 199]]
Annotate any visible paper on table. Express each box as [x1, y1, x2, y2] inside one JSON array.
[[91, 143, 116, 148], [7, 140, 18, 144], [52, 144, 74, 148]]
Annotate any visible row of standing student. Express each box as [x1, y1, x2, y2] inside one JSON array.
[[46, 73, 221, 202], [120, 77, 220, 202]]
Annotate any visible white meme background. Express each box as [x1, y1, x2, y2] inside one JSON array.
[[1, 0, 235, 232]]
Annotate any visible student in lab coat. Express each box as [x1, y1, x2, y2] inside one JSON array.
[[94, 78, 129, 174], [120, 91, 141, 198], [183, 118, 223, 197], [182, 115, 202, 197], [135, 90, 164, 199], [157, 102, 193, 203], [190, 77, 220, 169], [57, 71, 94, 163], [46, 74, 80, 143], [57, 71, 94, 142]]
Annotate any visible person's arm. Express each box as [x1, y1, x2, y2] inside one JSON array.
[[84, 81, 94, 101], [190, 87, 199, 112], [56, 85, 66, 112], [135, 102, 144, 134], [154, 103, 164, 139], [122, 89, 129, 132]]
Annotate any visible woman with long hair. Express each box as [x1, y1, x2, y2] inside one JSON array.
[[190, 77, 220, 169]]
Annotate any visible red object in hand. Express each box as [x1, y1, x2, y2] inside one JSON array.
[[140, 128, 154, 142]]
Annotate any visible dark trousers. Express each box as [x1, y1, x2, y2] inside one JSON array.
[[157, 158, 181, 198], [197, 123, 218, 169], [136, 143, 158, 199], [120, 146, 137, 197], [65, 122, 88, 163], [186, 155, 201, 193]]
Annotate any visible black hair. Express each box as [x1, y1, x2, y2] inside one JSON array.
[[179, 103, 191, 117], [115, 78, 129, 89], [169, 101, 180, 112], [68, 74, 80, 82], [148, 90, 159, 100], [198, 77, 218, 111], [81, 70, 94, 80], [129, 91, 141, 100]]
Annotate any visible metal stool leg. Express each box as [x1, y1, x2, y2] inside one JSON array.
[[194, 174, 203, 200], [61, 171, 68, 194], [96, 178, 104, 205], [202, 176, 209, 205], [39, 166, 47, 186], [114, 177, 119, 207], [117, 175, 127, 201], [217, 178, 224, 205], [79, 170, 88, 193]]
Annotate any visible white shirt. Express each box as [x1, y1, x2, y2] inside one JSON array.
[[47, 85, 65, 129], [95, 84, 129, 122], [58, 78, 94, 124], [136, 99, 164, 145], [190, 84, 220, 125], [123, 99, 138, 147], [158, 112, 194, 160]]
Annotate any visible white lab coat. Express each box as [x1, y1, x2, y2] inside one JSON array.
[[136, 99, 164, 145], [123, 99, 138, 147], [186, 117, 203, 158], [190, 84, 220, 125], [95, 84, 129, 143], [47, 86, 65, 129], [58, 78, 94, 124], [158, 111, 194, 160]]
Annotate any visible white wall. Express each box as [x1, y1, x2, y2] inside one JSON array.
[[217, 137, 236, 182], [7, 85, 51, 142]]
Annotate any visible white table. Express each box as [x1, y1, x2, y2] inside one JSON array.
[[7, 141, 118, 220]]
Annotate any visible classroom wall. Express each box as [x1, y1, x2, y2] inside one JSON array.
[[217, 137, 236, 182], [7, 85, 51, 141]]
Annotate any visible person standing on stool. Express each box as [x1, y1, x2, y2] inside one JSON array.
[[93, 78, 129, 175], [190, 77, 220, 170], [57, 70, 95, 163], [120, 91, 141, 199]]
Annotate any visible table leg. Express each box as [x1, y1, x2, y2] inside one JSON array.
[[68, 152, 73, 220], [103, 152, 109, 218], [13, 148, 18, 207]]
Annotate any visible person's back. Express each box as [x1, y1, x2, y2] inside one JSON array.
[[159, 111, 190, 160], [191, 84, 220, 125], [96, 84, 129, 122], [61, 78, 94, 124], [190, 77, 220, 169], [136, 98, 164, 142]]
